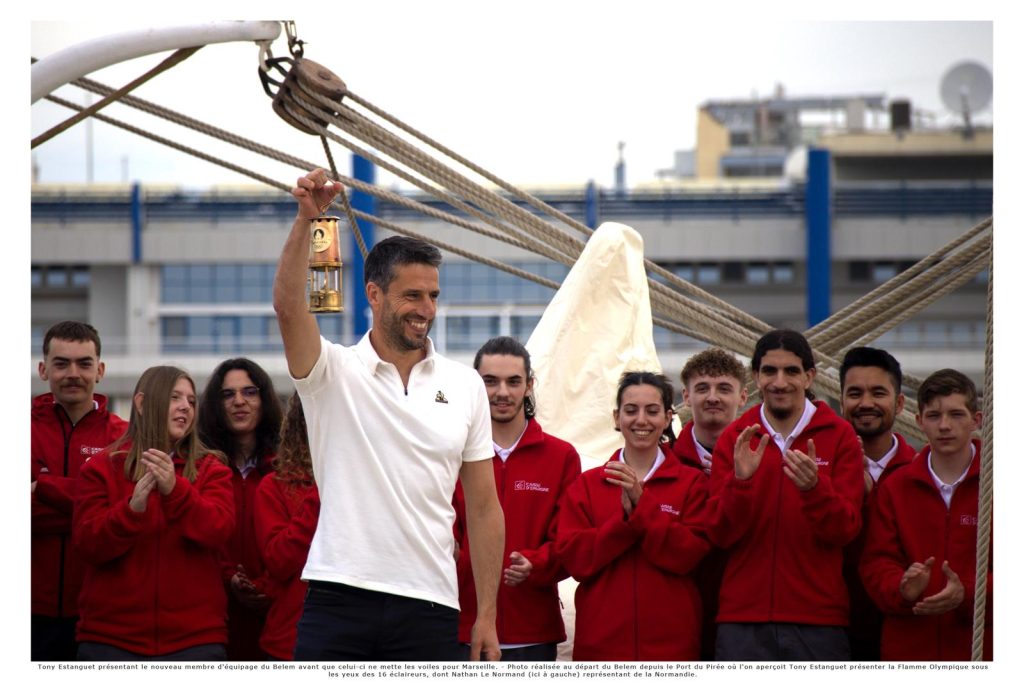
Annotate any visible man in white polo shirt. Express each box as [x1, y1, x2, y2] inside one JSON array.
[[274, 168, 505, 661]]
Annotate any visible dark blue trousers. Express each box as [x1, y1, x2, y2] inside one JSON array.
[[294, 581, 459, 661]]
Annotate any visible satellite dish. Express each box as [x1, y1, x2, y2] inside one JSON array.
[[940, 61, 992, 133]]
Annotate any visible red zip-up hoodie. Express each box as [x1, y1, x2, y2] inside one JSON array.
[[859, 439, 992, 661], [452, 418, 581, 645], [221, 454, 275, 660], [73, 444, 235, 656], [31, 393, 127, 618], [707, 401, 863, 626], [556, 448, 710, 661], [672, 421, 726, 660], [254, 473, 320, 660], [843, 432, 917, 658]]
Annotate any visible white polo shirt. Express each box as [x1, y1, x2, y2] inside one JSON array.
[[293, 332, 493, 610]]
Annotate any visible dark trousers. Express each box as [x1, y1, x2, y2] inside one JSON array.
[[716, 623, 850, 661], [32, 615, 78, 661], [294, 581, 459, 661], [459, 642, 558, 662], [77, 642, 227, 661]]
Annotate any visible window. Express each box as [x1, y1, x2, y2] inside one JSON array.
[[773, 262, 795, 284], [160, 264, 277, 304], [723, 262, 745, 283], [161, 315, 284, 353], [747, 263, 770, 285], [71, 267, 90, 288], [31, 267, 42, 288], [697, 263, 720, 285], [45, 269, 68, 287], [872, 263, 897, 283], [849, 261, 870, 282]]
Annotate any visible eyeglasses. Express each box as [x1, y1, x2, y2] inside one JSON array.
[[220, 386, 261, 401]]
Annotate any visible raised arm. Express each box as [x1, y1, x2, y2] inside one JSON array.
[[273, 169, 342, 379]]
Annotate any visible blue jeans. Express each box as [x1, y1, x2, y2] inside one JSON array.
[[294, 581, 459, 661], [716, 623, 850, 661]]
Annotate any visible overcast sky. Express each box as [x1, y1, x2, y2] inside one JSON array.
[[29, 10, 995, 191]]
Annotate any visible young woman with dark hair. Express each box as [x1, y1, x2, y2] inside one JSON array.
[[556, 371, 710, 660], [254, 393, 321, 660], [73, 366, 234, 660], [197, 358, 284, 660]]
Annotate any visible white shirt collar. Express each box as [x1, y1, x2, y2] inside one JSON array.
[[927, 442, 976, 508], [618, 447, 666, 482], [760, 398, 817, 452], [866, 434, 900, 483], [355, 330, 435, 375], [493, 423, 528, 463], [691, 428, 713, 469]]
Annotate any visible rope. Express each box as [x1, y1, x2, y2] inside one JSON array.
[[319, 136, 368, 259], [50, 70, 988, 436], [31, 47, 201, 149], [971, 250, 994, 661]]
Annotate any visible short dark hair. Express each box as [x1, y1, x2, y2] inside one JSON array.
[[42, 321, 102, 357], [681, 347, 746, 387], [917, 369, 979, 414], [197, 358, 284, 468], [840, 346, 903, 393], [474, 336, 535, 418], [364, 236, 442, 290], [751, 329, 816, 400], [615, 371, 676, 446]]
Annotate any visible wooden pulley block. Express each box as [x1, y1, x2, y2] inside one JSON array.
[[272, 58, 348, 135]]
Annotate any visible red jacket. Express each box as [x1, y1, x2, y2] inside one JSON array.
[[672, 421, 726, 661], [31, 393, 127, 618], [706, 401, 863, 626], [556, 448, 710, 661], [843, 432, 917, 658], [859, 439, 993, 661], [222, 455, 275, 660], [254, 473, 320, 660], [73, 445, 235, 656], [453, 418, 581, 645]]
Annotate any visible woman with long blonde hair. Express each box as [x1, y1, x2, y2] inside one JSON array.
[[73, 366, 235, 660]]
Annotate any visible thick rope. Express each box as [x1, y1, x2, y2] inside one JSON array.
[[31, 47, 201, 148], [50, 72, 986, 433], [972, 253, 994, 661], [319, 136, 368, 259]]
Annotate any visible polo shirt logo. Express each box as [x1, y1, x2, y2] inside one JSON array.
[[513, 480, 550, 493], [960, 514, 978, 526], [660, 503, 681, 516], [435, 391, 448, 404]]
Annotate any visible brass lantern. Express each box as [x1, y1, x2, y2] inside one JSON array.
[[308, 215, 343, 313]]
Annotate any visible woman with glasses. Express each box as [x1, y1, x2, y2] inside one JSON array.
[[73, 366, 234, 660], [198, 358, 284, 661]]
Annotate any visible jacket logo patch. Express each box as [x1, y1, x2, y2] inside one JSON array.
[[435, 391, 448, 404], [960, 514, 978, 526], [814, 457, 830, 468], [513, 480, 550, 493], [659, 504, 681, 516], [80, 446, 105, 456]]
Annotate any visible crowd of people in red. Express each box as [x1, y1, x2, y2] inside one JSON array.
[[31, 320, 991, 662]]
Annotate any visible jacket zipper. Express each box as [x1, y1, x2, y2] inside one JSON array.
[[56, 407, 77, 619]]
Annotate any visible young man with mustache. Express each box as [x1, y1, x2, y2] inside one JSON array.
[[839, 346, 917, 660], [32, 321, 128, 660]]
